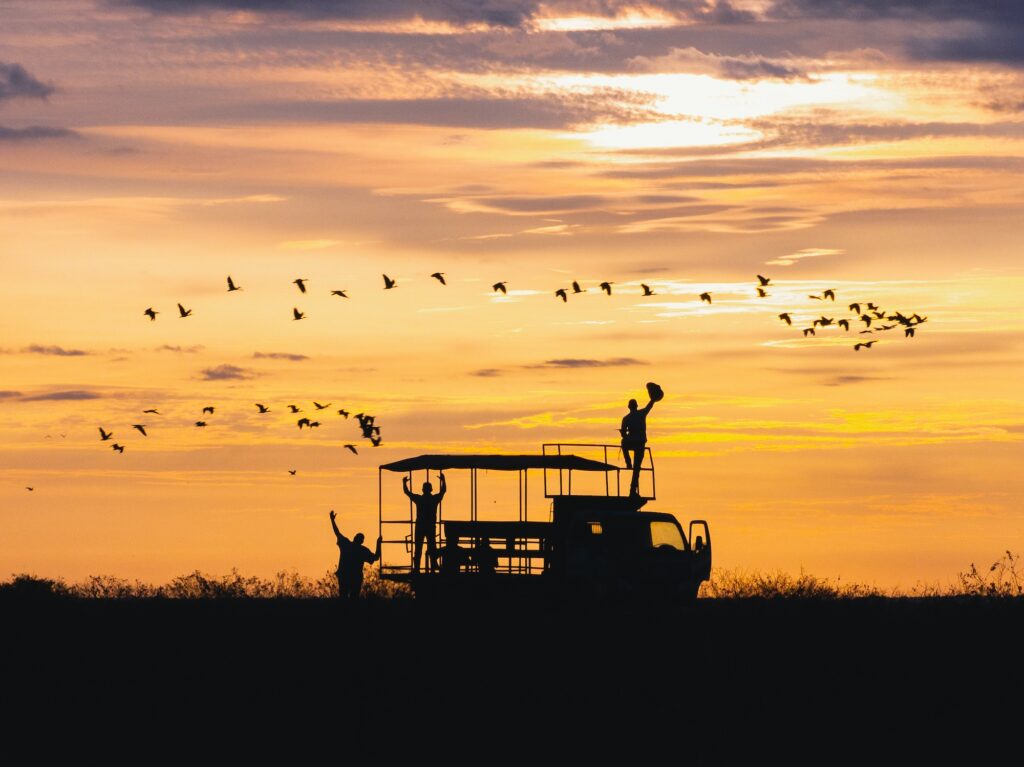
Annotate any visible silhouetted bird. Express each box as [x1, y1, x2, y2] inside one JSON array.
[[256, 403, 270, 413], [293, 307, 306, 321], [779, 313, 792, 325], [383, 274, 397, 289], [297, 418, 311, 429], [133, 425, 147, 437], [860, 314, 873, 327], [98, 427, 113, 441], [288, 469, 297, 476], [344, 444, 358, 454], [288, 405, 301, 413], [848, 303, 861, 314], [803, 328, 815, 337], [838, 319, 850, 330], [571, 281, 585, 294], [912, 314, 927, 324], [756, 288, 768, 298], [859, 329, 873, 334], [331, 290, 348, 298], [431, 272, 446, 285], [144, 308, 158, 321], [854, 341, 876, 351], [814, 316, 834, 327], [866, 302, 879, 311], [177, 303, 192, 318], [227, 276, 241, 292], [641, 284, 655, 296], [555, 289, 568, 302], [823, 289, 836, 301], [600, 282, 613, 295], [293, 279, 308, 293], [878, 324, 896, 331], [26, 487, 34, 491], [905, 327, 916, 338], [314, 402, 331, 410], [757, 275, 771, 286], [371, 436, 382, 447], [143, 409, 160, 414], [492, 282, 507, 294], [309, 421, 321, 428], [195, 421, 207, 427], [112, 443, 125, 453], [203, 406, 215, 415], [338, 409, 350, 418], [699, 292, 712, 304]]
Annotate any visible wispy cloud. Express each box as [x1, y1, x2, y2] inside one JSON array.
[[0, 62, 54, 102], [200, 364, 256, 381], [766, 248, 844, 267], [156, 344, 204, 353], [526, 357, 645, 369], [21, 390, 101, 401], [22, 344, 90, 357], [253, 352, 309, 361], [0, 125, 79, 142], [0, 390, 23, 399]]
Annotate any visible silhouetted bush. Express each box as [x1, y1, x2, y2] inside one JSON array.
[[955, 551, 1023, 597], [0, 574, 70, 600], [700, 568, 884, 599]]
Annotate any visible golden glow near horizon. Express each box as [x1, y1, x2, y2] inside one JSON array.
[[1, 0, 1022, 588]]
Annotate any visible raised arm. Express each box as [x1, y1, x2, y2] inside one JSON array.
[[438, 472, 447, 500], [329, 510, 348, 543], [641, 399, 655, 415], [402, 476, 414, 499]]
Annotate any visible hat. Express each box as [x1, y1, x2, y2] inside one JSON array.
[[646, 381, 664, 402]]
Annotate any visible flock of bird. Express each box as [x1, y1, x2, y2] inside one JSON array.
[[94, 400, 383, 470]]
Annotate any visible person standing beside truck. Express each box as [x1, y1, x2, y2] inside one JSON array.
[[403, 471, 446, 574]]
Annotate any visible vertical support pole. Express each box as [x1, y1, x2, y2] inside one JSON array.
[[378, 467, 383, 574]]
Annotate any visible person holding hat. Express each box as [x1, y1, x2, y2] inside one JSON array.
[[620, 382, 662, 496]]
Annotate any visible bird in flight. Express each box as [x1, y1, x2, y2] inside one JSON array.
[[313, 402, 331, 410], [571, 281, 585, 294], [859, 329, 873, 335], [757, 275, 771, 287], [838, 319, 850, 331], [344, 444, 358, 454], [803, 328, 815, 337], [431, 272, 446, 285], [555, 289, 568, 302], [309, 421, 321, 428], [809, 294, 823, 300], [814, 316, 834, 327], [865, 302, 879, 311], [599, 282, 613, 295], [756, 288, 768, 298], [370, 436, 382, 447], [330, 290, 348, 298], [338, 409, 350, 418], [177, 303, 192, 318], [912, 314, 927, 324], [848, 303, 861, 315], [202, 406, 215, 415], [144, 308, 158, 321], [288, 469, 297, 476], [860, 314, 873, 327], [905, 327, 916, 338], [288, 404, 301, 413], [778, 313, 792, 325], [26, 487, 34, 492], [195, 421, 207, 427], [492, 282, 507, 294], [699, 292, 712, 304], [226, 276, 241, 292], [293, 307, 306, 321], [641, 284, 655, 296], [854, 341, 877, 351], [143, 409, 160, 414], [255, 403, 270, 413], [297, 417, 311, 429], [133, 425, 148, 437], [98, 427, 113, 441], [383, 274, 397, 289], [112, 443, 125, 453], [822, 289, 836, 301], [293, 278, 308, 293]]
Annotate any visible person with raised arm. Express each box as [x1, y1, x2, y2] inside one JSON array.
[[329, 510, 381, 600]]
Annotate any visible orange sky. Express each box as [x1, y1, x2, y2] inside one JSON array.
[[2, 0, 1022, 588]]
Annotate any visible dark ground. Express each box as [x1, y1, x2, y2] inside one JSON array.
[[3, 596, 1021, 756]]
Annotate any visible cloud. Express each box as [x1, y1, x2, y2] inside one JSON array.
[[253, 352, 309, 361], [0, 62, 55, 102], [21, 390, 101, 401], [0, 125, 79, 142], [472, 368, 504, 377], [0, 390, 23, 399], [630, 47, 809, 80], [156, 344, 204, 353], [22, 344, 89, 357], [200, 364, 256, 381], [526, 357, 645, 369], [823, 375, 895, 386], [766, 248, 844, 266]]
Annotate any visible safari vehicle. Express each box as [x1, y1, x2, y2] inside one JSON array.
[[377, 444, 711, 600]]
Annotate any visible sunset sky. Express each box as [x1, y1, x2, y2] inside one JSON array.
[[2, 0, 1022, 588]]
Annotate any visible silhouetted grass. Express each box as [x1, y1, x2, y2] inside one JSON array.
[[2, 551, 1020, 600]]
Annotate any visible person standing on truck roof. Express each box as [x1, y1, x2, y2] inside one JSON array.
[[404, 471, 446, 574], [620, 395, 656, 496], [330, 510, 381, 601]]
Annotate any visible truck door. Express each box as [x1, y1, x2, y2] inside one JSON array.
[[689, 520, 712, 582]]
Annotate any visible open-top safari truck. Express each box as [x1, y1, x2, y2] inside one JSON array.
[[377, 443, 711, 600]]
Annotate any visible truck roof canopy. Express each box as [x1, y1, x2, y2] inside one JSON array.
[[379, 454, 615, 473]]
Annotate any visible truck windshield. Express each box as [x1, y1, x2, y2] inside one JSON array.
[[650, 520, 685, 550]]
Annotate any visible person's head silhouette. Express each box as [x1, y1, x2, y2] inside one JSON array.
[[422, 481, 433, 495], [628, 399, 638, 411], [354, 532, 365, 545], [694, 535, 704, 552]]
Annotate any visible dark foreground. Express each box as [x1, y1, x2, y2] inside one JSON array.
[[3, 595, 1022, 754]]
